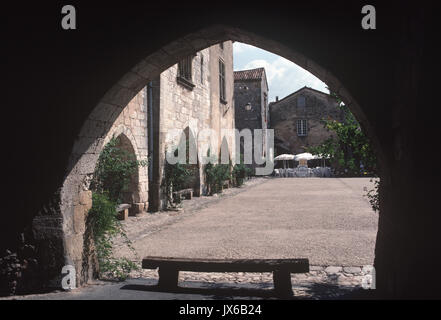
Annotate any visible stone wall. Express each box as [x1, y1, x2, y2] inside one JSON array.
[[157, 47, 211, 204], [270, 87, 343, 155], [150, 42, 235, 209], [234, 73, 269, 171], [209, 42, 236, 165], [104, 90, 149, 212]]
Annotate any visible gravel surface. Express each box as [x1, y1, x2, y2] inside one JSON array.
[[115, 177, 378, 266]]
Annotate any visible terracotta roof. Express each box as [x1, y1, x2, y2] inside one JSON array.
[[234, 68, 266, 81]]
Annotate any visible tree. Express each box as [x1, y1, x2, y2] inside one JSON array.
[[308, 92, 377, 176]]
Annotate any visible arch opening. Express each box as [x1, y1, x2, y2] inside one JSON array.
[[49, 25, 385, 293]]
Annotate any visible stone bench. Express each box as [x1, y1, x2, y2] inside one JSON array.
[[173, 188, 193, 202], [222, 180, 230, 189], [142, 256, 309, 297], [116, 203, 131, 220]]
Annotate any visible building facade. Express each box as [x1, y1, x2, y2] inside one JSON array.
[[233, 67, 269, 172], [270, 86, 343, 156], [99, 41, 235, 214]]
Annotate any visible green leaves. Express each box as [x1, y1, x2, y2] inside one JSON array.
[[307, 101, 377, 176], [204, 163, 231, 195], [308, 93, 379, 213], [232, 157, 252, 187], [162, 149, 193, 208], [365, 178, 380, 213], [87, 192, 139, 281], [87, 136, 146, 280], [90, 137, 148, 204]]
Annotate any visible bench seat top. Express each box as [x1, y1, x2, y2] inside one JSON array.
[[116, 204, 131, 212], [173, 188, 193, 194], [142, 256, 309, 273]]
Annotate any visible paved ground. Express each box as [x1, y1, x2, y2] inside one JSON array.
[[5, 177, 379, 300], [116, 177, 378, 266]]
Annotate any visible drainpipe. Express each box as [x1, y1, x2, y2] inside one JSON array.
[[147, 82, 154, 182]]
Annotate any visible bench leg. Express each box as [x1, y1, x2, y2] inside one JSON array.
[[158, 268, 179, 290], [273, 270, 293, 298]]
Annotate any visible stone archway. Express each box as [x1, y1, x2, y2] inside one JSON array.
[[2, 1, 436, 299], [182, 127, 202, 197], [102, 124, 148, 214], [111, 133, 140, 207], [18, 20, 409, 299], [57, 25, 385, 287]]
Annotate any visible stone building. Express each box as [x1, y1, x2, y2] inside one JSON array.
[[100, 41, 235, 215], [269, 86, 343, 156], [233, 67, 269, 172]]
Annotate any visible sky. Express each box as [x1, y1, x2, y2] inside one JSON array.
[[233, 42, 329, 103]]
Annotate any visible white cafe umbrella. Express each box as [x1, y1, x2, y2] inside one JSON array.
[[295, 153, 330, 167], [274, 154, 295, 161], [294, 153, 316, 161], [274, 154, 295, 174]]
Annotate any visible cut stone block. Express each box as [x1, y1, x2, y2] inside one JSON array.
[[129, 203, 145, 216], [117, 209, 129, 221]]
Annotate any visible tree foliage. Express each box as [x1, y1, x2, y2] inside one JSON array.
[[307, 93, 377, 176]]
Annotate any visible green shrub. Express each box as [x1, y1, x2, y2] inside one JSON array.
[[86, 136, 147, 280], [232, 163, 252, 187], [162, 159, 192, 207], [204, 163, 231, 195], [87, 192, 139, 280], [90, 137, 148, 203]]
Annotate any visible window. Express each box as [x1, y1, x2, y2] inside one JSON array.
[[297, 119, 308, 136], [219, 42, 224, 50], [219, 59, 227, 103], [177, 56, 195, 89], [297, 95, 306, 107]]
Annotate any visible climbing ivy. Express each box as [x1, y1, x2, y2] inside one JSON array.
[[87, 136, 148, 280], [365, 178, 380, 213], [90, 137, 148, 203], [86, 192, 138, 280]]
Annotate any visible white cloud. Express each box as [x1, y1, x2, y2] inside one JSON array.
[[233, 42, 256, 54], [234, 42, 329, 102], [244, 56, 329, 101]]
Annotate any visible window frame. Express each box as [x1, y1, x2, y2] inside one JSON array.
[[297, 119, 308, 136], [177, 56, 195, 90]]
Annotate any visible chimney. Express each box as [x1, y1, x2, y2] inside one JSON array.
[[276, 96, 279, 102]]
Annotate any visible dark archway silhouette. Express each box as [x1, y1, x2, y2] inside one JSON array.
[[5, 3, 438, 298]]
